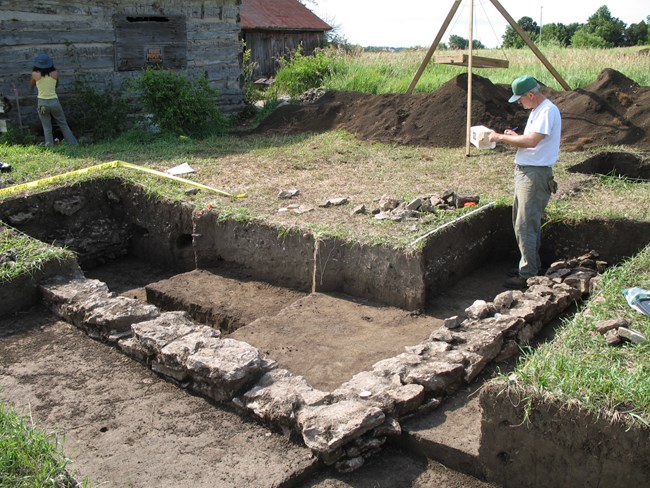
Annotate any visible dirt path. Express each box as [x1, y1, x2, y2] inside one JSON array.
[[0, 309, 316, 487]]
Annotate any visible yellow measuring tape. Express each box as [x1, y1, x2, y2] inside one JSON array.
[[0, 160, 246, 199]]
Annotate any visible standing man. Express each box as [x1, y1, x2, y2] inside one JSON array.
[[489, 75, 561, 289]]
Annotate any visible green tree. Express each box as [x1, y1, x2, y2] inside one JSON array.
[[583, 5, 626, 47], [447, 35, 485, 50], [502, 16, 539, 48], [625, 21, 649, 46], [449, 35, 468, 50], [571, 28, 610, 48], [541, 22, 581, 47]]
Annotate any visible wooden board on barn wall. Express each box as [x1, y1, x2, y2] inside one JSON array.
[[114, 15, 187, 71], [244, 30, 325, 77]]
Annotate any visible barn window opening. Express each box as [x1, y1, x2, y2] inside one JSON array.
[[126, 16, 170, 23], [114, 15, 187, 71]]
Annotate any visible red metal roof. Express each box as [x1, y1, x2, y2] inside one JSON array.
[[241, 0, 331, 31]]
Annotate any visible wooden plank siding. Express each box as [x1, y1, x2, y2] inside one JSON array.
[[244, 30, 326, 77], [0, 0, 244, 132]]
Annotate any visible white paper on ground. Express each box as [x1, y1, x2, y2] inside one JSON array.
[[166, 162, 195, 175]]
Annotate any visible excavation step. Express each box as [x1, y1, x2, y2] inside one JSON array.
[[145, 267, 307, 333]]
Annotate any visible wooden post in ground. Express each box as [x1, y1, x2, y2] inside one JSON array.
[[465, 0, 475, 157]]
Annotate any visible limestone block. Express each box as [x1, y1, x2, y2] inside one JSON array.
[[465, 299, 494, 319], [507, 298, 548, 323], [237, 369, 329, 427], [373, 352, 424, 378], [158, 327, 221, 372], [493, 290, 515, 310], [404, 341, 452, 357], [404, 360, 465, 395], [564, 270, 596, 295], [617, 327, 647, 344], [344, 435, 386, 459], [40, 276, 112, 326], [443, 315, 461, 329], [445, 348, 491, 383], [185, 338, 263, 397], [84, 295, 160, 337], [604, 329, 621, 345], [151, 360, 188, 382], [297, 400, 385, 453], [429, 327, 460, 343], [333, 370, 424, 416], [462, 326, 504, 362], [132, 311, 200, 356], [596, 317, 630, 334], [544, 282, 582, 314], [479, 315, 525, 338], [372, 416, 401, 437], [117, 336, 149, 364]]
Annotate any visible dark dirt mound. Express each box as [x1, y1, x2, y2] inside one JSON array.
[[255, 69, 650, 150], [257, 74, 523, 147], [553, 68, 650, 149]]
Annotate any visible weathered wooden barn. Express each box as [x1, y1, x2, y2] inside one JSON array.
[[0, 0, 245, 133], [241, 0, 331, 77]]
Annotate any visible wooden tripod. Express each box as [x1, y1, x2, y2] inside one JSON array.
[[406, 0, 570, 156]]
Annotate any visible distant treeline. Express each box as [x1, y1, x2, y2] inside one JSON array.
[[338, 6, 649, 51], [499, 6, 649, 49]]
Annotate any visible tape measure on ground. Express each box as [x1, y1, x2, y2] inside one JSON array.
[[0, 160, 246, 199]]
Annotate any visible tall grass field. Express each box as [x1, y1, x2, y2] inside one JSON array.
[[319, 46, 650, 94]]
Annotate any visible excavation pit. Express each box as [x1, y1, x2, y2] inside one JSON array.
[[1, 175, 649, 483], [568, 150, 650, 180]]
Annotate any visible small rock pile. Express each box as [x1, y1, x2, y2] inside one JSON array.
[[371, 190, 480, 222], [596, 317, 648, 345], [276, 188, 480, 222], [40, 255, 600, 473], [363, 191, 480, 222]]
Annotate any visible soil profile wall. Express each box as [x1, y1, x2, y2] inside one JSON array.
[[542, 218, 650, 265], [2, 177, 647, 314], [479, 382, 650, 488], [422, 204, 513, 298], [0, 178, 196, 271], [0, 256, 80, 316]]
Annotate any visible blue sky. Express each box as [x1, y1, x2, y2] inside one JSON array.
[[310, 0, 649, 48]]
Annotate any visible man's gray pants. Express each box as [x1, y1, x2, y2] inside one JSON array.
[[513, 165, 553, 278]]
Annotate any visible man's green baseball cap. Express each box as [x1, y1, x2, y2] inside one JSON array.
[[508, 75, 539, 103]]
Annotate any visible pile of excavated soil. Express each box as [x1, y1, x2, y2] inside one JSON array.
[[255, 69, 650, 150], [553, 68, 650, 150]]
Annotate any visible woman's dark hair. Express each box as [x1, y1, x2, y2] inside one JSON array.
[[33, 66, 56, 76]]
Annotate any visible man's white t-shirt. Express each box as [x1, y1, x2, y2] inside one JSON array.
[[515, 98, 561, 167]]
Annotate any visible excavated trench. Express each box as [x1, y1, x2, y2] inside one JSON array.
[[1, 175, 649, 485], [568, 150, 650, 180]]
